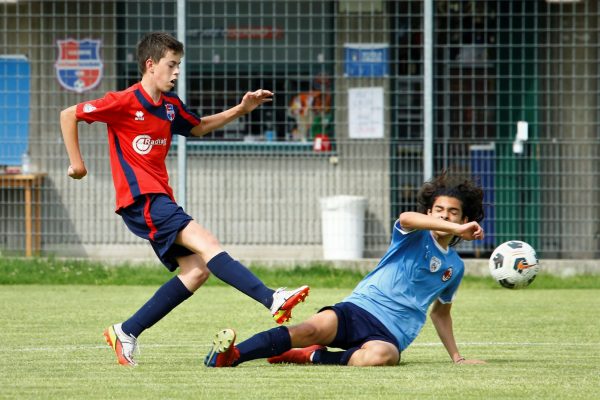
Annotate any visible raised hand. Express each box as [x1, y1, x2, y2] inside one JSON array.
[[239, 89, 273, 113], [455, 221, 484, 241]]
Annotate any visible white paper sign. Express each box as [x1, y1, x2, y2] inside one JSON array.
[[516, 120, 528, 141], [348, 87, 384, 139]]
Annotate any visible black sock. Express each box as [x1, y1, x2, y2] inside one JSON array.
[[121, 276, 192, 338], [312, 347, 359, 365], [234, 326, 292, 365], [207, 252, 274, 308]]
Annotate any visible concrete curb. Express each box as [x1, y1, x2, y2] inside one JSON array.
[[52, 244, 600, 277], [241, 258, 600, 277]]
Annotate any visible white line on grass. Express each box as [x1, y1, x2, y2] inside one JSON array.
[[2, 342, 598, 353], [412, 342, 596, 347], [0, 343, 204, 353]]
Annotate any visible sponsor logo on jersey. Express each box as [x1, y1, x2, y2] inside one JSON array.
[[55, 39, 103, 93], [442, 267, 453, 282], [135, 111, 145, 121], [132, 134, 167, 155], [83, 103, 97, 113], [430, 256, 441, 273], [165, 103, 175, 121]]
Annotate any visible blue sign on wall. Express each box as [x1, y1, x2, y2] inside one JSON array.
[[0, 55, 30, 166], [344, 43, 389, 77]]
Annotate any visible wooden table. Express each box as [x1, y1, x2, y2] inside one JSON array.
[[0, 173, 46, 256]]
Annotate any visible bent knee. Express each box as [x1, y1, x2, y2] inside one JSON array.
[[289, 322, 326, 345], [190, 267, 211, 285], [373, 351, 399, 366], [179, 267, 210, 291], [354, 346, 399, 367], [375, 352, 399, 366]]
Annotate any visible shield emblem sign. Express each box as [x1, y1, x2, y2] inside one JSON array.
[[55, 39, 103, 93]]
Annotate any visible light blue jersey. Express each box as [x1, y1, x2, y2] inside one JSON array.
[[344, 221, 464, 350]]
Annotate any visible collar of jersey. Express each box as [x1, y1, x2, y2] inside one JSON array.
[[136, 82, 163, 107], [429, 231, 449, 254]]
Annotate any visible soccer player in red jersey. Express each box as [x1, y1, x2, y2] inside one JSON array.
[[60, 32, 308, 367]]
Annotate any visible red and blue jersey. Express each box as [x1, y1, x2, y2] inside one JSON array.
[[76, 82, 201, 211]]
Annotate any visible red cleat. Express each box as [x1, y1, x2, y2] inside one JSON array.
[[103, 323, 138, 367], [204, 328, 240, 367], [270, 286, 310, 324], [268, 345, 325, 364]]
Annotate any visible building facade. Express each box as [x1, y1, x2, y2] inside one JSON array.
[[1, 0, 598, 260]]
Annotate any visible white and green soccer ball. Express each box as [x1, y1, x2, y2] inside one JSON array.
[[489, 240, 540, 289]]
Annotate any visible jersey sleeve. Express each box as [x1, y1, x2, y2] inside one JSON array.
[[394, 218, 415, 236], [75, 91, 124, 124], [168, 96, 201, 137], [392, 219, 423, 242], [387, 219, 427, 253]]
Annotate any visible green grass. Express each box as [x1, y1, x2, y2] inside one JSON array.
[[2, 256, 600, 289], [1, 284, 600, 398], [1, 258, 599, 399]]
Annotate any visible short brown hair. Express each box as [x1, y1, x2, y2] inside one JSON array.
[[136, 32, 184, 75]]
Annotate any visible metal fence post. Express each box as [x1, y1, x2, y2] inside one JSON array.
[[177, 0, 188, 209]]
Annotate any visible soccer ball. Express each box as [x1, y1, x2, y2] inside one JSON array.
[[488, 240, 540, 289]]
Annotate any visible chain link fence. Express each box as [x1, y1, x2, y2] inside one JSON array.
[[0, 1, 598, 260]]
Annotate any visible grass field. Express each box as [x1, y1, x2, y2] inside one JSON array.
[[1, 260, 599, 399]]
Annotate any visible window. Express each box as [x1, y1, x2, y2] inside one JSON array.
[[116, 1, 335, 144], [186, 1, 335, 143], [188, 72, 333, 142]]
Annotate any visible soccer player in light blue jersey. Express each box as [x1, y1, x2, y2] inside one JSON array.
[[205, 172, 487, 367]]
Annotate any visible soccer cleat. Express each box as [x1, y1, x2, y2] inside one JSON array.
[[267, 345, 325, 364], [270, 285, 310, 324], [204, 328, 239, 368], [103, 323, 139, 367]]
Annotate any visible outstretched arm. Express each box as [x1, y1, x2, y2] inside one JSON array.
[[399, 212, 484, 241], [430, 300, 485, 364], [190, 89, 273, 137], [60, 105, 87, 179]]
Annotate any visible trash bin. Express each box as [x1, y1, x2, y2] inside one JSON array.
[[320, 195, 368, 260]]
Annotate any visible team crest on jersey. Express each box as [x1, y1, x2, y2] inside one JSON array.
[[55, 39, 103, 93], [442, 267, 453, 282], [165, 104, 175, 121], [429, 256, 442, 273]]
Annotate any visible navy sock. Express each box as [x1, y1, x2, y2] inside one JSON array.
[[234, 326, 291, 365], [207, 252, 274, 308], [312, 347, 358, 365], [121, 276, 193, 338]]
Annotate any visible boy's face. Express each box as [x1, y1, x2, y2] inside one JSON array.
[[427, 195, 467, 240], [146, 50, 182, 92]]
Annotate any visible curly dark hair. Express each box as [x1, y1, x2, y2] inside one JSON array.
[[136, 32, 184, 75], [417, 171, 485, 224]]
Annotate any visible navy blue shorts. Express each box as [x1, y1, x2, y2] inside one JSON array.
[[320, 302, 399, 351], [118, 193, 194, 271]]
